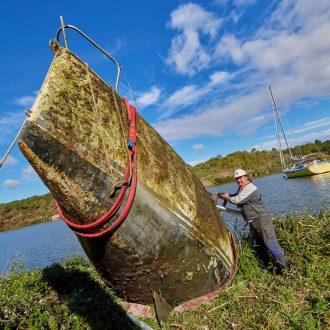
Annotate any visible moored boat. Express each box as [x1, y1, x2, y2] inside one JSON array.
[[284, 159, 330, 178], [18, 23, 237, 318], [269, 86, 330, 179]]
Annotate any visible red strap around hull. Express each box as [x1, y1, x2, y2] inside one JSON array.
[[56, 98, 137, 238]]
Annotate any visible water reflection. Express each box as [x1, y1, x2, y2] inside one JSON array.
[[0, 220, 85, 274]]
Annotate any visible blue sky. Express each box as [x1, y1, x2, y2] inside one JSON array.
[[1, 0, 330, 203]]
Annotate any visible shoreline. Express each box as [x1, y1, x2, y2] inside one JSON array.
[[1, 211, 329, 329], [202, 171, 282, 188]]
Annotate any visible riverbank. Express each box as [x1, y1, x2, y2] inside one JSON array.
[[1, 211, 329, 329], [191, 140, 330, 186], [0, 193, 57, 232]]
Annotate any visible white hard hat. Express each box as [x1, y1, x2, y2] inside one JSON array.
[[234, 169, 247, 178]]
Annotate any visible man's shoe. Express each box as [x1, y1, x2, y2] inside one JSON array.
[[276, 259, 291, 271]]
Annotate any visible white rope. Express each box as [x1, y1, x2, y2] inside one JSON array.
[[0, 113, 29, 169], [122, 70, 138, 107]]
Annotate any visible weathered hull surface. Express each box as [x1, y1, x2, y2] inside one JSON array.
[[19, 48, 237, 306]]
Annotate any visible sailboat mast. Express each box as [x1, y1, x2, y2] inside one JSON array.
[[269, 86, 286, 170], [269, 93, 293, 159]]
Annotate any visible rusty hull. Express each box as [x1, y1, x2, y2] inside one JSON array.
[[19, 48, 237, 305]]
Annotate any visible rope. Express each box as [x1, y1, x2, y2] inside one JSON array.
[[104, 68, 139, 197], [122, 70, 137, 105], [56, 98, 137, 238], [108, 89, 132, 197], [0, 114, 29, 169]]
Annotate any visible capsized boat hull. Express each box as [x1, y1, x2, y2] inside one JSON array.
[[19, 48, 237, 305], [284, 162, 330, 178]]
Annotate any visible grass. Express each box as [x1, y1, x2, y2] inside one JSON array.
[[0, 258, 139, 329], [1, 211, 329, 329]]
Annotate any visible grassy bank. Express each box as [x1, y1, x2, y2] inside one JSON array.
[[163, 210, 329, 329], [1, 211, 329, 329]]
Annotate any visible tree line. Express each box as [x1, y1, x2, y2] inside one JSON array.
[[191, 139, 330, 186], [0, 193, 57, 232]]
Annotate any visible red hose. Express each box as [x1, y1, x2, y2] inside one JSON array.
[[56, 98, 137, 237]]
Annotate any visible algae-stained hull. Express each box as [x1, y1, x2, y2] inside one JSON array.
[[19, 48, 237, 305]]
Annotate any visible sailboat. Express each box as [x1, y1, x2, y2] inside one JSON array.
[[269, 86, 330, 178]]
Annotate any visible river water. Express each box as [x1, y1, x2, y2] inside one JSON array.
[[208, 172, 330, 216], [0, 220, 85, 274], [1, 173, 329, 274]]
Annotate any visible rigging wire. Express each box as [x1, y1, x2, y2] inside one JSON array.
[[0, 111, 30, 169], [122, 70, 138, 109], [274, 93, 307, 158]]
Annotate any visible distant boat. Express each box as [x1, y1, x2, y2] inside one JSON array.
[[18, 22, 237, 320], [269, 86, 330, 178]]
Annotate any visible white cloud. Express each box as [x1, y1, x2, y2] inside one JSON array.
[[213, 0, 256, 24], [208, 71, 230, 86], [2, 166, 38, 190], [288, 117, 330, 135], [156, 86, 269, 142], [22, 165, 37, 181], [253, 127, 330, 151], [3, 179, 21, 189], [269, 0, 330, 32], [192, 143, 204, 151], [158, 0, 330, 144], [251, 115, 267, 122], [166, 3, 222, 76], [14, 92, 37, 107], [161, 70, 231, 119], [165, 85, 200, 108], [215, 34, 244, 64], [289, 128, 330, 146], [0, 112, 26, 143], [1, 155, 19, 168], [215, 0, 330, 89], [0, 112, 25, 126], [136, 86, 161, 108]]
